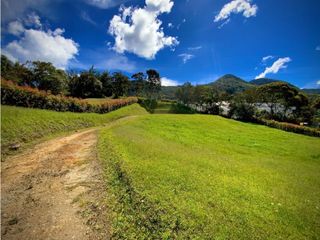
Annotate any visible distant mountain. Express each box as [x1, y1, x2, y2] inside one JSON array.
[[250, 78, 298, 89], [207, 74, 254, 94], [159, 75, 319, 100]]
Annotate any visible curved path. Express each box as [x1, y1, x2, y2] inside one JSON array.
[[1, 129, 109, 240]]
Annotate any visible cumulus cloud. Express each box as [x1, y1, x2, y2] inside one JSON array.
[[178, 53, 194, 64], [262, 55, 274, 62], [7, 21, 25, 36], [255, 57, 291, 79], [161, 77, 179, 86], [24, 12, 42, 28], [108, 0, 179, 59], [3, 15, 79, 69], [214, 0, 258, 23]]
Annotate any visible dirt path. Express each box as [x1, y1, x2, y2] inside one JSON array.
[[1, 129, 109, 240]]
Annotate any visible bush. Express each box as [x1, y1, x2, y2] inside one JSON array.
[[138, 98, 158, 113], [228, 102, 256, 122], [257, 118, 320, 137], [1, 80, 138, 114], [170, 103, 196, 114]]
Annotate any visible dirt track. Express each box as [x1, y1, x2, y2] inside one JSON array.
[[1, 129, 109, 240]]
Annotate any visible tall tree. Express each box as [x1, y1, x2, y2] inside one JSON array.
[[175, 82, 194, 104], [146, 69, 161, 99], [100, 71, 113, 97], [131, 72, 146, 96], [112, 72, 130, 98], [30, 61, 68, 95], [69, 68, 102, 98]]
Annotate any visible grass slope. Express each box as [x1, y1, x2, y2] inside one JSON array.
[[99, 114, 320, 239], [1, 104, 147, 155]]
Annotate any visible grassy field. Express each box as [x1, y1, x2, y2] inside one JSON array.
[[98, 114, 320, 239], [1, 104, 147, 155]]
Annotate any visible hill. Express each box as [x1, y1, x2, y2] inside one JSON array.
[[206, 74, 254, 94], [250, 78, 282, 85], [99, 113, 320, 239], [160, 86, 179, 100], [302, 88, 320, 95]]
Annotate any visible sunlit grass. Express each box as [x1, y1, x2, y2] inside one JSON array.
[[1, 104, 147, 154], [99, 114, 320, 239]]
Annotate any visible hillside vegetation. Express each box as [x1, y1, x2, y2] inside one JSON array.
[[1, 104, 147, 155], [99, 114, 320, 239]]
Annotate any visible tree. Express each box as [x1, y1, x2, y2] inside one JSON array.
[[228, 89, 258, 122], [256, 82, 309, 121], [131, 72, 146, 96], [175, 82, 194, 104], [112, 72, 130, 98], [146, 69, 161, 99], [1, 55, 33, 85], [30, 61, 68, 95], [69, 68, 102, 98], [100, 71, 113, 97]]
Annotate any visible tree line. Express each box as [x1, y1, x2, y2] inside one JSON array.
[[1, 55, 161, 99], [175, 81, 320, 126]]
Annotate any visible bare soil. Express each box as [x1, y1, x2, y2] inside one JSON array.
[[1, 129, 109, 240]]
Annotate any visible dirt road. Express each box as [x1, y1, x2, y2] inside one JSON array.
[[1, 129, 109, 240]]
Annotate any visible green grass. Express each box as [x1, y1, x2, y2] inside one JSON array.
[[98, 114, 320, 239], [1, 104, 147, 155], [153, 101, 173, 114]]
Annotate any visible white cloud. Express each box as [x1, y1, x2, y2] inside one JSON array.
[[317, 80, 320, 85], [100, 55, 136, 72], [1, 0, 52, 23], [188, 46, 202, 51], [7, 21, 25, 36], [85, 0, 127, 9], [214, 0, 258, 23], [25, 12, 42, 28], [316, 46, 320, 51], [178, 53, 194, 63], [3, 16, 79, 69], [255, 57, 291, 79], [262, 55, 274, 62], [81, 11, 97, 25], [108, 0, 179, 59], [161, 77, 179, 86]]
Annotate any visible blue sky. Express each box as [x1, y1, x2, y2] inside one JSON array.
[[1, 0, 320, 88]]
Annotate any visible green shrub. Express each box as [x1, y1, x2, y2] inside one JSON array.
[[170, 103, 196, 114], [138, 98, 158, 113], [1, 80, 137, 114], [257, 118, 320, 137]]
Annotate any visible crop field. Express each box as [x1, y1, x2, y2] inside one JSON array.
[[99, 114, 320, 239]]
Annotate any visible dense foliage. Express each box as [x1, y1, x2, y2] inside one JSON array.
[[1, 54, 161, 99], [1, 80, 138, 113]]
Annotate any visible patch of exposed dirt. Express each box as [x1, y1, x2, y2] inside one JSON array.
[[1, 129, 110, 240]]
